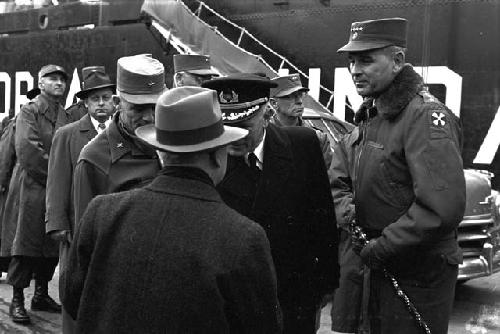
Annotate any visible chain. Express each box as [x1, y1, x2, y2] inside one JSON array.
[[348, 219, 432, 334]]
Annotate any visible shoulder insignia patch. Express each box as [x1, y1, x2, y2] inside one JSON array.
[[431, 111, 446, 127], [428, 108, 451, 139]]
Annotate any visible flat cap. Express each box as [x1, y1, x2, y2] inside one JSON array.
[[338, 18, 408, 52], [202, 73, 277, 124]]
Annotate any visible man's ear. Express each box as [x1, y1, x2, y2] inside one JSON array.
[[393, 51, 405, 72], [83, 98, 89, 109], [112, 95, 121, 107], [208, 148, 222, 168]]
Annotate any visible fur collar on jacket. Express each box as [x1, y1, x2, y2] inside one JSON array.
[[354, 64, 424, 124]]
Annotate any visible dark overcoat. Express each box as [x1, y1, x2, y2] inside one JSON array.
[[46, 113, 97, 237], [73, 112, 161, 224], [1, 94, 73, 257], [217, 124, 339, 333], [0, 117, 16, 270], [62, 168, 282, 334]]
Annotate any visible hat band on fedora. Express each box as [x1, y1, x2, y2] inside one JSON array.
[[156, 119, 225, 146]]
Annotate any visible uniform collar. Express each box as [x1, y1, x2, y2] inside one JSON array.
[[106, 112, 156, 164], [34, 94, 61, 115], [354, 64, 424, 122]]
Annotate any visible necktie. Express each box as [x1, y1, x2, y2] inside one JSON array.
[[248, 152, 259, 170], [248, 152, 262, 185], [98, 123, 106, 130]]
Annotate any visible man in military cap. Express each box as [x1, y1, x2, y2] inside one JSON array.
[[173, 54, 219, 87], [1, 64, 72, 324], [62, 87, 282, 333], [73, 54, 165, 224], [331, 18, 465, 334], [45, 66, 115, 333], [270, 74, 333, 168], [203, 73, 339, 334]]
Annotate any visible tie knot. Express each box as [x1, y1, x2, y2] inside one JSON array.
[[248, 152, 259, 168], [98, 123, 106, 130]]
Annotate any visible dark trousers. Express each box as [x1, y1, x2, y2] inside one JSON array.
[[7, 255, 58, 288], [369, 255, 458, 334]]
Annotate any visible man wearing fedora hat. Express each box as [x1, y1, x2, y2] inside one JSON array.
[[63, 66, 109, 122], [62, 87, 282, 333], [45, 66, 115, 333], [73, 54, 165, 225], [202, 73, 339, 334], [331, 18, 465, 334], [0, 64, 73, 324], [173, 54, 219, 87]]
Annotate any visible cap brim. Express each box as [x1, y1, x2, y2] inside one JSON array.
[[187, 69, 219, 76], [118, 88, 166, 105], [76, 84, 116, 99], [42, 70, 68, 80], [337, 40, 393, 53], [273, 86, 309, 98], [135, 124, 248, 153]]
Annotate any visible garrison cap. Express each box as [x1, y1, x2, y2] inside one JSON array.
[[270, 74, 309, 98], [338, 18, 408, 52], [173, 54, 218, 76], [201, 73, 277, 124], [117, 54, 166, 104], [38, 64, 68, 81]]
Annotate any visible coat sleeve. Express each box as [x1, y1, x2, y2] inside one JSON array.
[[219, 223, 282, 333], [371, 103, 466, 260], [15, 104, 49, 185], [46, 128, 73, 234], [73, 159, 107, 226], [316, 130, 333, 171], [329, 132, 356, 231], [61, 196, 99, 320]]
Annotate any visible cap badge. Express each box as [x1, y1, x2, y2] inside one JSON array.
[[147, 81, 156, 87], [219, 90, 239, 103]]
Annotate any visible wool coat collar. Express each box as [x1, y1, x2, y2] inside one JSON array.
[[146, 166, 221, 203], [354, 64, 424, 124]]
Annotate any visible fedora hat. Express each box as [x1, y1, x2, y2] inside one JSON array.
[[117, 54, 166, 104], [338, 18, 408, 53], [270, 74, 309, 98], [173, 54, 218, 76], [201, 73, 277, 124], [135, 87, 248, 153], [75, 67, 115, 99]]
